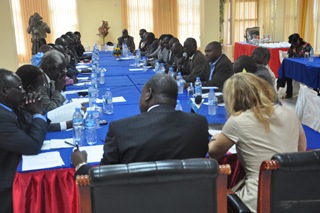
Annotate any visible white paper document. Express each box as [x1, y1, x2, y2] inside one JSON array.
[[74, 82, 91, 86], [80, 145, 104, 163], [48, 102, 82, 123], [22, 152, 65, 171], [129, 68, 144, 72], [50, 138, 74, 149], [64, 89, 88, 95], [41, 140, 51, 150], [72, 96, 126, 104]]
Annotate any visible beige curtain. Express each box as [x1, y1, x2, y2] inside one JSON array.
[[12, 0, 52, 63], [153, 0, 178, 38], [231, 0, 258, 43], [177, 0, 201, 47], [314, 0, 320, 53], [297, 0, 314, 47], [122, 0, 153, 44], [260, 0, 275, 40]]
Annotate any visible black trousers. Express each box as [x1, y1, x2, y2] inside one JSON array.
[[277, 77, 293, 95], [0, 187, 13, 213]]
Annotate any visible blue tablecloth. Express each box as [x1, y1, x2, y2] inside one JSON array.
[[278, 57, 320, 88]]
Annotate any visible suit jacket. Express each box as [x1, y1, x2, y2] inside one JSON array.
[[40, 74, 66, 112], [118, 36, 135, 53], [142, 39, 159, 57], [182, 50, 207, 83], [76, 105, 209, 175], [201, 54, 234, 89], [0, 106, 49, 189]]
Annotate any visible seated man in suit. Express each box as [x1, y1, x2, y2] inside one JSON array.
[[71, 74, 209, 175], [118, 29, 135, 53], [179, 38, 206, 83], [16, 64, 72, 131], [0, 69, 49, 213], [39, 49, 67, 111], [171, 42, 184, 71], [142, 32, 159, 57], [198, 41, 234, 90], [138, 28, 147, 51]]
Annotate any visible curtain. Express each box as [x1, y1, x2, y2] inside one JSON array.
[[10, 0, 78, 64], [232, 0, 258, 43], [260, 0, 275, 41], [223, 0, 258, 45], [12, 0, 51, 63], [123, 0, 153, 46], [177, 0, 201, 47], [314, 0, 320, 53], [153, 0, 178, 38], [47, 0, 78, 40]]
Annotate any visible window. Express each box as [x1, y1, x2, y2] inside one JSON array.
[[223, 0, 258, 45], [125, 0, 153, 45], [177, 0, 201, 47]]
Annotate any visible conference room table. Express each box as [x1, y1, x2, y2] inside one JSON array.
[[278, 57, 320, 89], [13, 52, 320, 213], [234, 42, 289, 77]]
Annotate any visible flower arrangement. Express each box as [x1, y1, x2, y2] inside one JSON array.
[[113, 45, 122, 58], [97, 20, 110, 45]]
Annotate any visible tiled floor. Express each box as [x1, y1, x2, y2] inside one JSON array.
[[279, 95, 297, 111]]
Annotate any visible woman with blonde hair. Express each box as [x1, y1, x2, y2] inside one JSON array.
[[208, 73, 306, 212]]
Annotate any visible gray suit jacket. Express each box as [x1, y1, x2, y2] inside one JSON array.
[[40, 74, 66, 112]]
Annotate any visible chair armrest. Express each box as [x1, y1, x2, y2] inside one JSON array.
[[227, 193, 251, 213]]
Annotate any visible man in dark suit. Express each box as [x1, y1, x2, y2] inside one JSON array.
[[0, 69, 49, 213], [179, 38, 206, 83], [16, 64, 72, 131], [71, 74, 209, 175], [200, 41, 234, 89], [118, 29, 135, 53], [141, 32, 159, 56]]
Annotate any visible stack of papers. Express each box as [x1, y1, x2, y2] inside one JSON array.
[[22, 152, 65, 171]]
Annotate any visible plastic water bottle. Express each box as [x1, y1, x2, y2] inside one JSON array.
[[175, 100, 183, 111], [72, 107, 83, 146], [142, 57, 147, 71], [99, 68, 105, 85], [176, 72, 184, 94], [309, 47, 314, 62], [159, 63, 165, 74], [208, 88, 217, 115], [169, 67, 175, 78], [195, 77, 202, 96], [154, 60, 160, 73], [88, 86, 95, 107], [91, 101, 101, 129], [187, 83, 194, 96], [103, 88, 113, 114], [85, 110, 97, 145], [135, 54, 140, 67]]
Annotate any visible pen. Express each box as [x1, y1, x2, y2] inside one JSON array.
[[64, 141, 80, 150]]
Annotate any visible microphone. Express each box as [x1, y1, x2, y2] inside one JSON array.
[[182, 52, 188, 60], [189, 95, 202, 113]]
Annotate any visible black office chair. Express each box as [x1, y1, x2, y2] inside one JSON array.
[[227, 150, 320, 213], [76, 158, 231, 213]]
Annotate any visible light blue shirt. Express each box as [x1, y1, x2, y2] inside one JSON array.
[[209, 54, 223, 80]]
